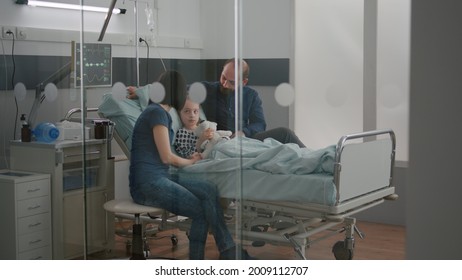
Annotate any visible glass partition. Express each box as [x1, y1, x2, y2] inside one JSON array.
[[0, 0, 120, 260], [0, 0, 316, 261], [0, 0, 409, 260], [1, 0, 87, 260]]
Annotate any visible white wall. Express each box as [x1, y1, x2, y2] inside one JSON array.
[[200, 0, 292, 59], [294, 0, 410, 162], [377, 0, 410, 162], [294, 0, 364, 149]]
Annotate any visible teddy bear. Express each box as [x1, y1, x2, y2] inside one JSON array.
[[194, 120, 232, 158]]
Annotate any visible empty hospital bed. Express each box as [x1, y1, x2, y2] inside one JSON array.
[[97, 87, 398, 260]]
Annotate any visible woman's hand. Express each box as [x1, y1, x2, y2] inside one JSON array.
[[189, 152, 202, 163]]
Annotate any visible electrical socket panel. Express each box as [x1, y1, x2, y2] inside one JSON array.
[[2, 26, 16, 39], [144, 35, 155, 46], [16, 27, 27, 40], [184, 38, 191, 48], [127, 35, 134, 45]]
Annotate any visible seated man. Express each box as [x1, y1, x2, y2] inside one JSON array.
[[200, 58, 305, 147]]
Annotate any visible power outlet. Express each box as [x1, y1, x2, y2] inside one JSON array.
[[184, 38, 191, 48], [144, 35, 155, 46], [127, 35, 134, 45], [2, 26, 15, 39], [16, 27, 27, 40]]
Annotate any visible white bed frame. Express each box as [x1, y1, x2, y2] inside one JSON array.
[[227, 129, 397, 259]]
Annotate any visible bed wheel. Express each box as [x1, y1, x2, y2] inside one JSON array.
[[332, 241, 354, 260], [171, 234, 178, 247], [251, 225, 268, 247]]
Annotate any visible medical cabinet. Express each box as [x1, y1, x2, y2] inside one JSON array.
[[9, 139, 114, 259]]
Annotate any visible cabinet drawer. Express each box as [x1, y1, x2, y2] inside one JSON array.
[[18, 230, 51, 252], [16, 179, 50, 200], [17, 213, 50, 235], [63, 145, 102, 163], [18, 246, 52, 260], [17, 196, 50, 218]]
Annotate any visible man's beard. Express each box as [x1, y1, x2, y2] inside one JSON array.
[[220, 86, 234, 95]]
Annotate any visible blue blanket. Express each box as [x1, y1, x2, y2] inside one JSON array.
[[180, 137, 335, 175]]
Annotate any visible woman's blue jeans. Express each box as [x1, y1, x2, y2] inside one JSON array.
[[130, 175, 235, 259]]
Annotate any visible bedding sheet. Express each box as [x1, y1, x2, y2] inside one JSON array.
[[181, 137, 335, 175], [177, 137, 337, 205], [178, 169, 336, 206]]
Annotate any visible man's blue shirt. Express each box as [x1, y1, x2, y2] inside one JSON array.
[[200, 81, 266, 137]]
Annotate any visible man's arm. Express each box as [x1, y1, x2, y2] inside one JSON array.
[[242, 89, 266, 137]]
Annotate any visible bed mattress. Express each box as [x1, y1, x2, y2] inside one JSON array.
[[178, 169, 337, 206], [176, 136, 338, 206]]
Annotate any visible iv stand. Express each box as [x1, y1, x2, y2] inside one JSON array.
[[99, 0, 140, 87], [135, 0, 140, 87]]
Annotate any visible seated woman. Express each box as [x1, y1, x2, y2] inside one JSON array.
[[129, 70, 254, 260]]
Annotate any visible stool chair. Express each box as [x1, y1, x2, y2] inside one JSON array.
[[96, 107, 180, 259], [103, 199, 165, 260]]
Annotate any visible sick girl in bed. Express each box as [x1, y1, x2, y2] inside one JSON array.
[[129, 70, 254, 260], [174, 97, 213, 158], [174, 97, 231, 159]]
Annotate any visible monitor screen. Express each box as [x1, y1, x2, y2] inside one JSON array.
[[75, 43, 112, 87]]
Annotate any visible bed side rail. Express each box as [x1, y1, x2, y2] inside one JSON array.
[[63, 107, 99, 122], [333, 129, 396, 204]]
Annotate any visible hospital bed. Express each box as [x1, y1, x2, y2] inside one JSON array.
[[97, 87, 398, 260]]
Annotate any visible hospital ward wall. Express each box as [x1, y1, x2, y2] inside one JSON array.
[[0, 0, 406, 226]]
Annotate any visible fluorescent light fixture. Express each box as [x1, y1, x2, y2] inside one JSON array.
[[19, 1, 126, 14]]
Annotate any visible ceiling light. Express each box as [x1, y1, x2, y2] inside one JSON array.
[[17, 0, 126, 14]]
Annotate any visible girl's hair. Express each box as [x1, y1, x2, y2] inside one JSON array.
[[157, 70, 188, 110]]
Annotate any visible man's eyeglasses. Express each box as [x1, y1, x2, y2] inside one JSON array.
[[221, 73, 236, 86]]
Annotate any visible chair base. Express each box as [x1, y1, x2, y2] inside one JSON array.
[[103, 199, 165, 260], [130, 222, 146, 260]]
